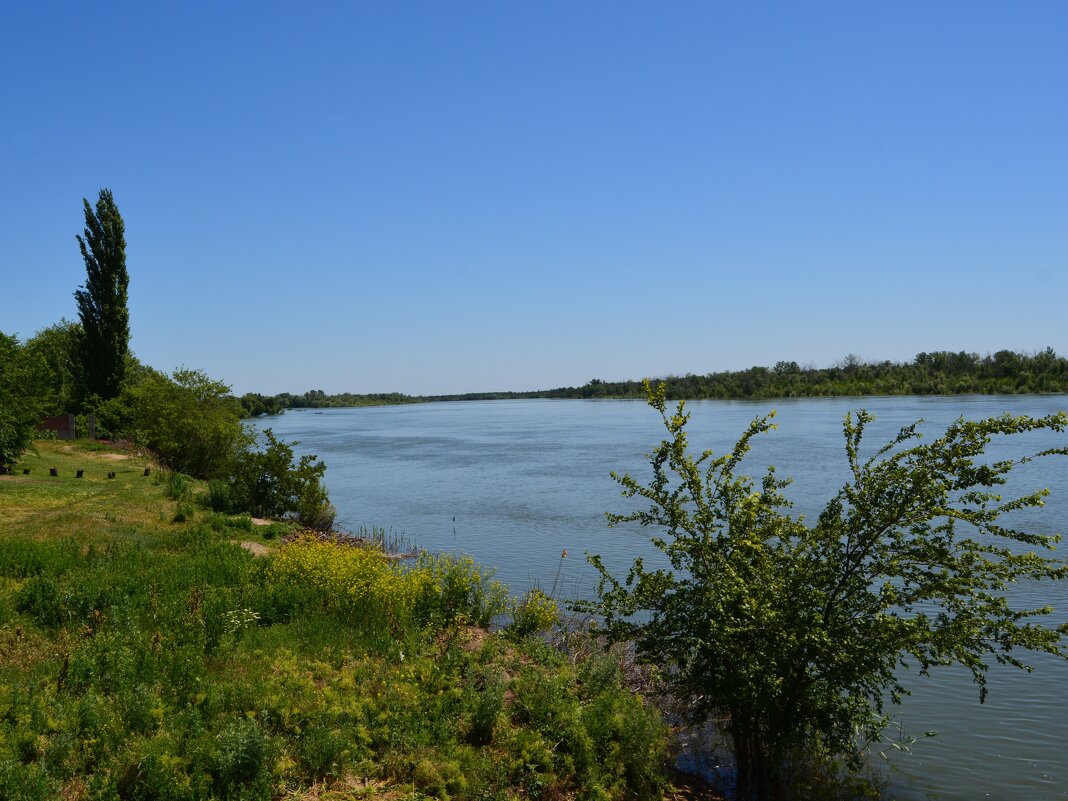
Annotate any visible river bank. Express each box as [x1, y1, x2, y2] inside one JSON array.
[[0, 440, 675, 800]]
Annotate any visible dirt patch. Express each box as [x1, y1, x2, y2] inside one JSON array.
[[250, 517, 273, 527], [97, 452, 131, 462], [237, 541, 272, 556], [460, 626, 490, 653]]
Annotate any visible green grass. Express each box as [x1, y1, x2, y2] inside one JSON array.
[[0, 441, 670, 800]]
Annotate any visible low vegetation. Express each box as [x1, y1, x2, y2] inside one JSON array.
[[0, 442, 670, 800]]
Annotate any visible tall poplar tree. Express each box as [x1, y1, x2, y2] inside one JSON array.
[[74, 188, 129, 402]]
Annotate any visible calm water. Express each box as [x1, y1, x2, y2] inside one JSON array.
[[254, 396, 1068, 800]]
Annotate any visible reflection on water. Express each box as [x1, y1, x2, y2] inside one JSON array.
[[254, 395, 1068, 800]]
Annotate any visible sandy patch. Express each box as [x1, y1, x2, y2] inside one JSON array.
[[98, 452, 132, 461], [237, 541, 271, 556], [250, 517, 273, 527]]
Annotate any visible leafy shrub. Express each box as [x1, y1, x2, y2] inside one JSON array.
[[0, 759, 51, 801], [228, 429, 334, 529], [506, 589, 559, 640], [410, 552, 509, 628], [164, 471, 191, 500], [172, 501, 194, 523], [125, 368, 249, 479], [465, 666, 506, 746], [210, 719, 269, 799], [206, 480, 234, 513], [296, 726, 347, 781], [114, 733, 205, 801], [93, 390, 136, 440], [0, 331, 49, 472]]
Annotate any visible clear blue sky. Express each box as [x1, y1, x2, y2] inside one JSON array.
[[3, 2, 1066, 395]]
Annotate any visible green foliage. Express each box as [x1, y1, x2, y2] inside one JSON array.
[[411, 552, 510, 628], [126, 368, 249, 478], [586, 380, 1068, 800], [206, 480, 234, 513], [228, 429, 334, 529], [505, 589, 559, 640], [14, 575, 64, 628], [0, 331, 50, 471], [236, 393, 287, 418], [567, 347, 1068, 399], [164, 471, 192, 500], [209, 719, 270, 799], [73, 188, 130, 403], [0, 441, 669, 799], [21, 320, 81, 415], [265, 539, 508, 634]]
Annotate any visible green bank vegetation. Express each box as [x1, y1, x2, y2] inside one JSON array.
[[0, 441, 668, 800]]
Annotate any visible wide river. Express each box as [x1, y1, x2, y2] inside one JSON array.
[[254, 395, 1068, 800]]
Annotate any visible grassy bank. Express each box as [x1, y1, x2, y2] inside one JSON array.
[[0, 441, 670, 800]]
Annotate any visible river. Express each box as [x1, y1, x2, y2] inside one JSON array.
[[253, 395, 1068, 800]]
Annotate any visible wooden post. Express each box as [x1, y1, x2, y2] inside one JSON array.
[[23, 468, 30, 475], [49, 467, 58, 477], [108, 471, 116, 479], [143, 468, 151, 477], [76, 469, 84, 478]]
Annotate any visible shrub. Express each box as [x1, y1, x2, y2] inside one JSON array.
[[172, 501, 194, 523], [228, 429, 334, 530], [296, 726, 347, 781], [411, 553, 509, 628], [164, 471, 191, 501], [506, 589, 559, 640], [210, 719, 269, 798], [0, 759, 51, 801], [206, 480, 234, 513], [126, 368, 249, 479]]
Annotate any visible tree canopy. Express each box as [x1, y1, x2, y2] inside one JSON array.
[[74, 188, 129, 403], [0, 331, 51, 471], [585, 381, 1068, 800]]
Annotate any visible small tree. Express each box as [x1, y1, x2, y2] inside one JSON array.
[[74, 188, 129, 403], [229, 428, 335, 529], [586, 381, 1068, 800], [0, 331, 50, 471]]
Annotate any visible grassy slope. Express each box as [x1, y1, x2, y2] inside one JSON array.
[[0, 441, 670, 801]]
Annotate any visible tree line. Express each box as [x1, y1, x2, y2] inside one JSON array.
[[240, 348, 1068, 413]]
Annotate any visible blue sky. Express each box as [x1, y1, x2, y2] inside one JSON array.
[[3, 2, 1066, 395]]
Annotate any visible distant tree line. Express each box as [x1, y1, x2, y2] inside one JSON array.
[[236, 349, 1068, 414], [236, 389, 419, 417], [539, 348, 1068, 400]]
